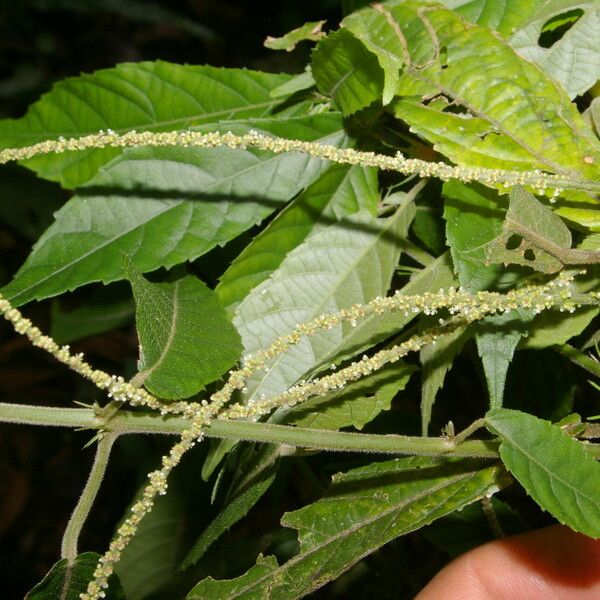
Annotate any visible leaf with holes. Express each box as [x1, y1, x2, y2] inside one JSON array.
[[264, 21, 326, 52], [443, 181, 522, 291], [485, 408, 600, 538], [187, 457, 506, 599], [0, 62, 301, 188], [485, 187, 573, 273], [2, 114, 345, 306], [125, 260, 241, 400], [511, 0, 600, 99], [437, 0, 545, 38]]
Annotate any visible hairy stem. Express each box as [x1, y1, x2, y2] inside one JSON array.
[[0, 402, 497, 458], [61, 432, 117, 564], [555, 343, 600, 379]]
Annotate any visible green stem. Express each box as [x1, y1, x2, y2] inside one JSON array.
[[3, 402, 599, 459], [61, 432, 117, 564], [555, 343, 600, 379], [0, 402, 496, 457]]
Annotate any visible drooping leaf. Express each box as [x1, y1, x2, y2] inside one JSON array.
[[437, 0, 545, 38], [475, 309, 535, 409], [125, 261, 241, 400], [234, 196, 415, 406], [264, 21, 326, 52], [420, 324, 469, 435], [182, 445, 280, 569], [511, 1, 600, 99], [25, 552, 125, 600], [50, 284, 134, 344], [311, 28, 384, 116], [485, 187, 573, 273], [216, 163, 379, 313], [286, 359, 415, 431], [2, 115, 345, 306], [270, 69, 317, 99], [341, 4, 408, 105], [188, 456, 506, 599], [443, 182, 534, 411], [485, 408, 600, 538], [0, 62, 301, 188]]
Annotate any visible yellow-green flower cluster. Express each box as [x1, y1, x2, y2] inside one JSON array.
[[2, 129, 598, 196], [0, 270, 592, 600]]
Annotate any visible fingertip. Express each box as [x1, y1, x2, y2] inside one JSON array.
[[416, 525, 600, 600]]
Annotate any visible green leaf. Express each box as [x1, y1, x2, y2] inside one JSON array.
[[437, 0, 545, 38], [50, 284, 134, 344], [383, 2, 600, 226], [216, 163, 379, 313], [125, 261, 241, 400], [475, 309, 535, 409], [182, 445, 280, 569], [234, 197, 415, 406], [585, 97, 600, 138], [0, 62, 299, 188], [188, 456, 506, 599], [270, 69, 316, 99], [443, 181, 521, 292], [202, 250, 459, 481], [519, 268, 600, 349], [312, 28, 384, 116], [264, 21, 326, 52], [485, 408, 600, 538], [511, 1, 600, 99], [388, 2, 600, 172], [485, 187, 573, 273], [341, 4, 409, 105], [285, 360, 415, 431], [2, 114, 345, 306], [420, 325, 469, 435], [25, 552, 125, 600]]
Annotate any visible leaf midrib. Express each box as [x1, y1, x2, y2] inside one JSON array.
[[203, 466, 493, 598], [136, 279, 181, 386], [242, 205, 408, 403]]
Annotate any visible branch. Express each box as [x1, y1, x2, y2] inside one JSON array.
[[0, 402, 498, 458]]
